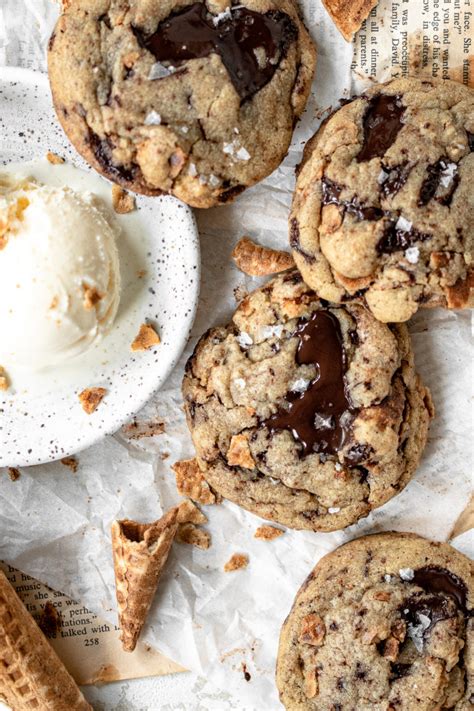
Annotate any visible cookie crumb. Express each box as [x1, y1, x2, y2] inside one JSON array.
[[46, 151, 65, 165], [131, 323, 160, 352], [111, 184, 136, 214], [227, 434, 255, 469], [224, 553, 248, 572], [176, 523, 211, 549], [172, 458, 220, 505], [254, 525, 284, 541], [38, 601, 62, 637], [61, 457, 78, 473], [0, 367, 9, 391], [232, 237, 295, 276], [122, 419, 165, 439], [137, 269, 147, 279], [83, 284, 103, 310], [79, 387, 107, 414], [177, 499, 207, 525], [7, 468, 20, 481]]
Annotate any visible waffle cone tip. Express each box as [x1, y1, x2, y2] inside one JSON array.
[[112, 507, 179, 652]]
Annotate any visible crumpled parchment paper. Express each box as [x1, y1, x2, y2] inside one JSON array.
[[0, 1, 472, 709]]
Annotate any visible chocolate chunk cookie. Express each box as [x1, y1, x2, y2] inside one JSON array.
[[290, 78, 474, 322], [277, 532, 473, 710], [182, 271, 433, 531], [48, 0, 316, 208]]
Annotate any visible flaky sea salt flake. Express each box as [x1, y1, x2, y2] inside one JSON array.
[[144, 110, 161, 125], [399, 568, 414, 581], [290, 378, 310, 393], [235, 146, 251, 161], [439, 161, 457, 188], [212, 6, 232, 25], [395, 216, 412, 232], [148, 62, 173, 80], [236, 331, 253, 348], [260, 324, 283, 339], [405, 246, 419, 264]]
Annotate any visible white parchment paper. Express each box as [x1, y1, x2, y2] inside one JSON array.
[[0, 1, 472, 709]]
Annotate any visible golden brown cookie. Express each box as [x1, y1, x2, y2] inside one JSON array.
[[290, 77, 474, 322], [182, 271, 433, 531], [277, 532, 473, 710], [48, 0, 316, 207]]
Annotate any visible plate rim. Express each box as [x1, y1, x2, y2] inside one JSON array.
[[0, 67, 201, 467]]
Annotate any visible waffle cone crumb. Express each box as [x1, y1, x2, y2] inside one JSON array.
[[61, 457, 78, 473], [224, 553, 249, 572], [79, 387, 107, 414], [172, 458, 220, 505], [254, 525, 284, 540], [176, 523, 211, 549], [112, 185, 136, 214], [46, 151, 65, 164], [131, 323, 161, 352], [232, 236, 295, 277]]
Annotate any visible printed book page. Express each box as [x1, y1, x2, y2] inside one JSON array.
[[0, 562, 183, 686]]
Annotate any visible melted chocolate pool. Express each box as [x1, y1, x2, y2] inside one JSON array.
[[262, 311, 353, 456], [412, 566, 468, 611], [357, 94, 405, 162], [134, 3, 297, 101]]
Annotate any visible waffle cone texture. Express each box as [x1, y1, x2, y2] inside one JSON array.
[[112, 507, 179, 652], [0, 570, 91, 711]]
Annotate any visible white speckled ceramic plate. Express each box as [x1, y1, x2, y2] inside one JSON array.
[[0, 68, 200, 467]]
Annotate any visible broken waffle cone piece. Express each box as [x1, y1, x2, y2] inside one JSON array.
[[0, 569, 91, 710], [232, 236, 295, 277], [322, 0, 379, 41], [111, 507, 179, 652]]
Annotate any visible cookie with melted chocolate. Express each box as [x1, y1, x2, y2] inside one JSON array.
[[290, 77, 474, 322], [182, 271, 433, 531], [277, 532, 473, 710], [47, 0, 316, 207]]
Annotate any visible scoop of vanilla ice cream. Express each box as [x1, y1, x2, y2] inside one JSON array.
[[0, 178, 121, 369]]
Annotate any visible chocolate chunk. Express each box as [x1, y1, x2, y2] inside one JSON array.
[[401, 593, 453, 632], [419, 158, 460, 207], [321, 177, 385, 221], [87, 131, 136, 183], [357, 95, 405, 162], [262, 311, 354, 456], [380, 163, 411, 199], [390, 663, 411, 680], [348, 329, 359, 345], [289, 216, 301, 247], [412, 566, 468, 611], [98, 13, 112, 30], [376, 221, 431, 255], [345, 443, 373, 464], [217, 184, 246, 202], [467, 132, 474, 152], [289, 217, 316, 263], [134, 3, 297, 102]]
